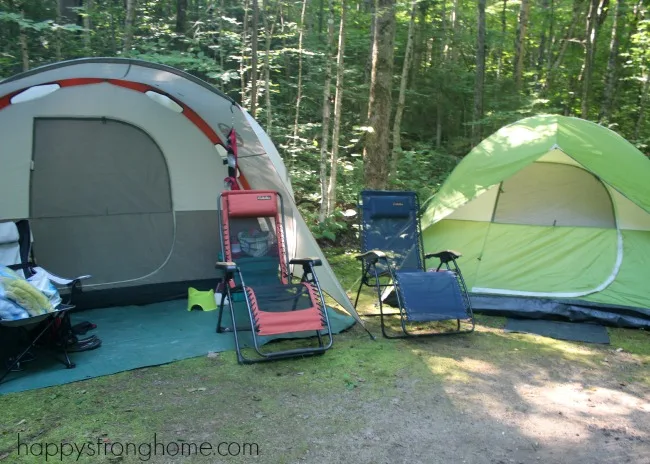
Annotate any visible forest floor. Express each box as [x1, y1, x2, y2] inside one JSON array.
[[0, 249, 649, 463]]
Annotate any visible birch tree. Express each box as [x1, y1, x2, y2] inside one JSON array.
[[250, 0, 259, 117], [318, 0, 335, 222], [326, 0, 346, 217], [473, 0, 486, 144], [514, 0, 531, 90], [292, 0, 308, 146]]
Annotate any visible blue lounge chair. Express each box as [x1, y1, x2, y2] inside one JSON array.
[[354, 190, 474, 338]]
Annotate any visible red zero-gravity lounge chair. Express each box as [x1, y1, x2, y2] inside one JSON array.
[[215, 190, 333, 363]]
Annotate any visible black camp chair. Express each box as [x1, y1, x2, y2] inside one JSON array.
[[354, 190, 474, 338], [0, 220, 92, 384], [215, 190, 333, 364]]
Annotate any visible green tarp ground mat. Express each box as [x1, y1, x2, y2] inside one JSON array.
[[504, 318, 610, 344], [0, 300, 355, 395]]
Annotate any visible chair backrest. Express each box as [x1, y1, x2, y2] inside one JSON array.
[[0, 220, 32, 278], [219, 190, 290, 286], [358, 190, 424, 271]]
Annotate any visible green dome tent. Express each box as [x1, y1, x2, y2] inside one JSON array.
[[421, 114, 650, 327]]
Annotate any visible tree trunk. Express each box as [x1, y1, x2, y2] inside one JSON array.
[[292, 0, 308, 146], [326, 0, 346, 217], [390, 0, 416, 178], [19, 27, 29, 71], [241, 0, 250, 106], [83, 0, 93, 53], [581, 0, 608, 118], [545, 0, 584, 92], [123, 0, 137, 56], [473, 0, 486, 145], [176, 0, 187, 33], [262, 0, 276, 134], [218, 0, 226, 89], [600, 0, 624, 123], [497, 0, 507, 78], [362, 0, 396, 190], [634, 70, 649, 140], [513, 0, 530, 90], [250, 0, 259, 116], [362, 0, 376, 123], [436, 0, 447, 149], [318, 0, 335, 222], [536, 0, 551, 83]]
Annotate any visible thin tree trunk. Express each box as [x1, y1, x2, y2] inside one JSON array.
[[19, 26, 29, 71], [436, 0, 447, 149], [123, 0, 137, 56], [546, 0, 584, 92], [56, 0, 63, 60], [250, 0, 259, 116], [362, 0, 376, 123], [473, 0, 486, 145], [318, 0, 335, 222], [600, 0, 624, 123], [262, 0, 276, 134], [390, 0, 416, 178], [292, 0, 308, 146], [513, 0, 530, 90], [362, 0, 396, 190], [634, 74, 649, 139], [536, 0, 551, 83], [176, 0, 187, 33], [497, 0, 506, 78], [581, 0, 608, 118], [218, 0, 226, 89], [326, 0, 346, 217], [83, 0, 93, 53], [241, 0, 250, 106]]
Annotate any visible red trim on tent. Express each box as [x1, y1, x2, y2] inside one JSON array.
[[0, 78, 224, 146]]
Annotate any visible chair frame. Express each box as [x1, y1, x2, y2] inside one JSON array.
[[353, 190, 475, 338], [1, 220, 91, 384], [215, 190, 333, 364]]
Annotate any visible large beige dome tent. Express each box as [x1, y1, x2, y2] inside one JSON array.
[[0, 58, 359, 323], [421, 115, 650, 327]]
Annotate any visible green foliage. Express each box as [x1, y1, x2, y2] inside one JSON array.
[[1, 0, 649, 247]]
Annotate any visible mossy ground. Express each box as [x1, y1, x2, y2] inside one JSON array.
[[1, 248, 648, 463]]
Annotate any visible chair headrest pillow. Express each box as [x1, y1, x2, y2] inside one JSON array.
[[0, 222, 19, 246]]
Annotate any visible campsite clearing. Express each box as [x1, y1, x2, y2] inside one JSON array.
[[0, 249, 648, 464]]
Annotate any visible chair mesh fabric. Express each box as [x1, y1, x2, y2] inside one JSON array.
[[221, 192, 324, 336], [245, 283, 325, 335], [394, 271, 468, 322], [360, 191, 422, 273]]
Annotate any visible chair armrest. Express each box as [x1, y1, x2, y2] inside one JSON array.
[[33, 267, 92, 286], [215, 261, 238, 279], [289, 257, 322, 267], [424, 250, 462, 263], [355, 250, 387, 265]]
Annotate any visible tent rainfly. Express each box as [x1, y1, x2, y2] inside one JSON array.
[[420, 114, 650, 328], [0, 57, 360, 323]]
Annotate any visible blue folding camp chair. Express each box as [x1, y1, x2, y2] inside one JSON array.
[[354, 190, 474, 338]]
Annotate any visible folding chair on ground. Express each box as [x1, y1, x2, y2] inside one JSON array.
[[354, 190, 474, 338], [0, 220, 92, 383], [215, 190, 333, 364]]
